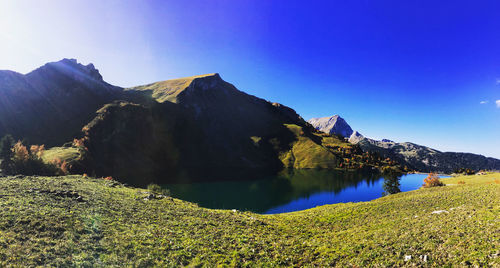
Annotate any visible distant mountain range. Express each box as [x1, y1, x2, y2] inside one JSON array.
[[308, 115, 500, 173], [1, 59, 398, 184]]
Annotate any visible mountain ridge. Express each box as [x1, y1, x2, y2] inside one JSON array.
[[308, 114, 500, 173], [0, 58, 124, 146], [126, 73, 222, 103], [7, 59, 498, 184]]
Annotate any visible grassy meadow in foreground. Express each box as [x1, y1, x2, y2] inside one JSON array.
[[0, 173, 498, 266]]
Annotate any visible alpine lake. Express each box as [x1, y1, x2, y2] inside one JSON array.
[[164, 170, 449, 214]]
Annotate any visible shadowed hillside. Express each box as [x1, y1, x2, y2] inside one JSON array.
[[0, 59, 124, 146]]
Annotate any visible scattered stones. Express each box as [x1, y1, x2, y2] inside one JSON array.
[[431, 210, 449, 214], [232, 209, 238, 213], [28, 188, 85, 202], [404, 255, 412, 261], [143, 193, 156, 201], [106, 182, 119, 187], [142, 193, 168, 201]]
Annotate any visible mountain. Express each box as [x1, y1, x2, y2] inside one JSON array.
[[84, 74, 332, 183], [0, 59, 124, 146], [81, 73, 399, 184], [308, 115, 353, 138]]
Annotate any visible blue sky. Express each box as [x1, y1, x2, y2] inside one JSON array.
[[1, 0, 499, 158]]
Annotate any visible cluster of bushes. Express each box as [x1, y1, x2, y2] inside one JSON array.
[[329, 146, 404, 172], [0, 135, 67, 176], [454, 168, 476, 175]]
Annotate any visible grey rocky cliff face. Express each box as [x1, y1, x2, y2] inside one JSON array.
[[308, 115, 354, 137], [348, 131, 365, 143]]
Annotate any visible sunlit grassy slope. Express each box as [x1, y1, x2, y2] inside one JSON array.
[[126, 73, 219, 103], [41, 147, 81, 164], [279, 124, 338, 168], [0, 173, 498, 266]]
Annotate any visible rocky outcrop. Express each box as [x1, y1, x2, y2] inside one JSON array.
[[348, 131, 365, 143]]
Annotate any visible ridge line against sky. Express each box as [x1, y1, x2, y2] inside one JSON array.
[[0, 0, 499, 158]]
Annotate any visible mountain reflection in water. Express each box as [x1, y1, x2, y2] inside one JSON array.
[[164, 170, 436, 214]]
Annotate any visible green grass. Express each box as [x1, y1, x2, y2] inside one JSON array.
[[126, 73, 219, 103], [0, 173, 498, 266], [280, 124, 338, 168], [41, 147, 81, 164], [442, 172, 500, 185]]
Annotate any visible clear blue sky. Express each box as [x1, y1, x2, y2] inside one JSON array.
[[1, 0, 499, 158]]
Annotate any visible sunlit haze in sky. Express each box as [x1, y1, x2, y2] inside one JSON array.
[[1, 0, 499, 158]]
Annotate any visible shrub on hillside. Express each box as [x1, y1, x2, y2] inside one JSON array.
[[454, 168, 475, 175], [1, 139, 61, 176], [51, 158, 71, 175], [147, 183, 170, 196], [422, 173, 445, 188]]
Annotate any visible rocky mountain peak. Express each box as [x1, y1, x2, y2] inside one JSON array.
[[187, 73, 224, 91], [308, 115, 354, 137], [31, 58, 104, 82]]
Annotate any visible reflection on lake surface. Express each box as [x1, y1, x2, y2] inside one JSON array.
[[164, 170, 444, 214]]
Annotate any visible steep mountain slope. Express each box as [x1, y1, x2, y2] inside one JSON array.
[[0, 59, 123, 146], [308, 115, 353, 137]]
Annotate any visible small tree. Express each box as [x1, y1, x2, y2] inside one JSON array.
[[0, 135, 14, 159], [382, 175, 401, 196], [12, 141, 29, 163], [0, 135, 15, 173], [423, 173, 444, 188]]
